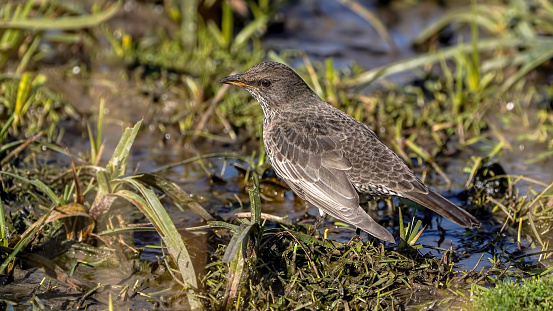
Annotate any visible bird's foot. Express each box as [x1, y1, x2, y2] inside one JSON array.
[[308, 215, 326, 237], [347, 228, 363, 245]]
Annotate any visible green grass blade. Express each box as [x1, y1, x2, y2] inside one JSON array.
[[336, 0, 397, 53], [232, 14, 269, 51], [0, 200, 6, 247], [95, 98, 105, 160], [407, 220, 422, 243], [0, 113, 15, 140], [249, 173, 261, 224], [414, 8, 501, 46], [114, 185, 200, 309], [344, 37, 548, 86], [134, 173, 214, 222], [498, 45, 553, 95], [222, 223, 253, 263], [221, 0, 233, 47], [0, 1, 121, 30], [208, 221, 239, 231], [115, 181, 197, 284], [398, 206, 405, 240], [107, 120, 142, 179], [14, 72, 32, 129]]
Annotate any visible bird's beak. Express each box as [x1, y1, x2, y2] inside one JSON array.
[[219, 74, 257, 89]]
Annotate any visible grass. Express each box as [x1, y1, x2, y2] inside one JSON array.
[[1, 0, 553, 309], [472, 273, 553, 311], [203, 235, 466, 309]]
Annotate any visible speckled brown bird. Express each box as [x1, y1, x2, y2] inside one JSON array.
[[220, 62, 479, 243]]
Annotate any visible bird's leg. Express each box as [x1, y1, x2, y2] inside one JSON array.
[[367, 200, 378, 211], [302, 201, 310, 219], [348, 228, 363, 245], [309, 212, 326, 236]]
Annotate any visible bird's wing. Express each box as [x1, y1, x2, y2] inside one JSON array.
[[266, 126, 394, 242], [342, 121, 429, 195], [267, 128, 358, 209]]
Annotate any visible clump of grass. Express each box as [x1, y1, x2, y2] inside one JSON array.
[[198, 176, 473, 309], [0, 73, 76, 149], [201, 227, 474, 310], [0, 1, 120, 70], [472, 273, 553, 311]]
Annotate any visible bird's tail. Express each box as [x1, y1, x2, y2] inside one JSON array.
[[403, 190, 479, 228]]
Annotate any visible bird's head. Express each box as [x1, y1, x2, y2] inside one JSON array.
[[220, 62, 316, 116]]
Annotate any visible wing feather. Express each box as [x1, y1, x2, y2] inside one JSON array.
[[265, 124, 394, 242]]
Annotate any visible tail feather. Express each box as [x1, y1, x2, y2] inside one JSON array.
[[402, 190, 479, 228]]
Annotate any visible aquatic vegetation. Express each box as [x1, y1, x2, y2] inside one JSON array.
[[472, 273, 553, 311]]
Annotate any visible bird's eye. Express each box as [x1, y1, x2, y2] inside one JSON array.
[[260, 80, 271, 87]]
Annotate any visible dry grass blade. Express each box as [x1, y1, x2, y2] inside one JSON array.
[[487, 197, 515, 222], [527, 212, 544, 248], [465, 157, 482, 188], [21, 203, 94, 240], [525, 181, 553, 213], [194, 82, 231, 134], [404, 139, 451, 186], [235, 212, 294, 227], [302, 54, 323, 97], [223, 242, 247, 310]]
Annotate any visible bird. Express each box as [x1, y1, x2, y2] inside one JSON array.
[[220, 62, 479, 243]]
